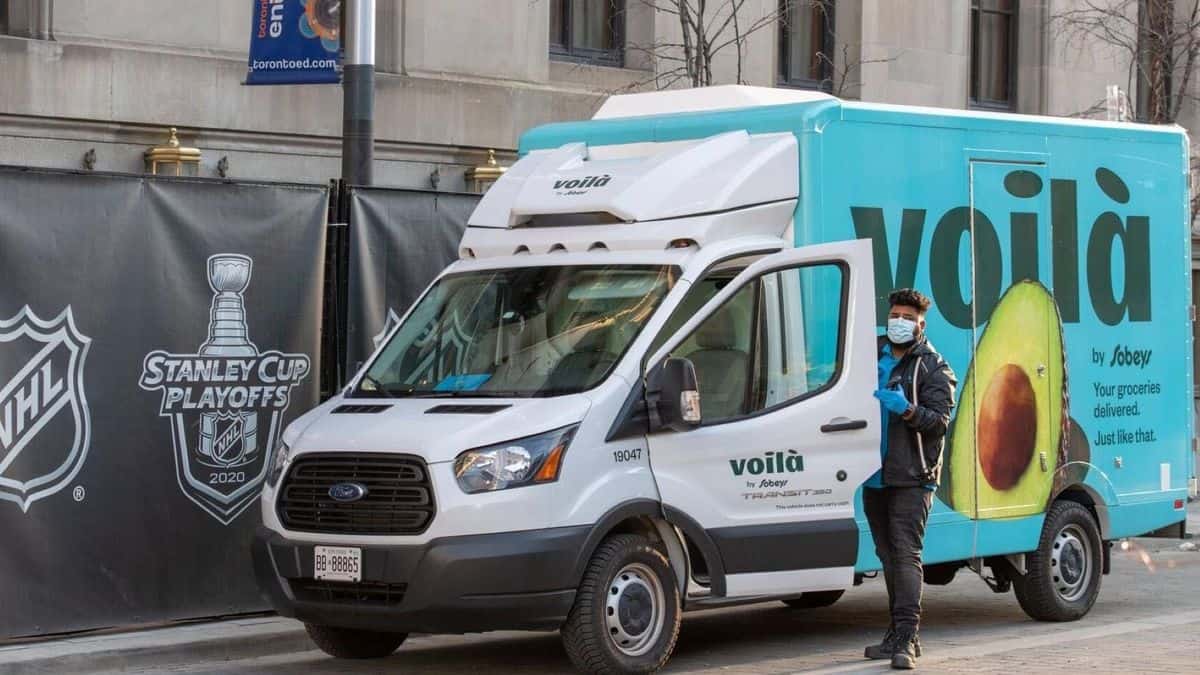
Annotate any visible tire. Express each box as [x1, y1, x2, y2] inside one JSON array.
[[305, 623, 407, 659], [781, 589, 845, 609], [561, 533, 682, 674], [922, 561, 962, 586], [1013, 500, 1103, 621]]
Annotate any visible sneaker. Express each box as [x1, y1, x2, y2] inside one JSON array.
[[866, 629, 921, 660], [891, 629, 919, 670], [864, 628, 896, 660]]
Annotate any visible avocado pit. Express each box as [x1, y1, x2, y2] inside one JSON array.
[[977, 364, 1037, 491]]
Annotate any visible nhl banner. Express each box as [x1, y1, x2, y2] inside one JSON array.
[[246, 0, 341, 85], [345, 188, 480, 376], [0, 167, 327, 638]]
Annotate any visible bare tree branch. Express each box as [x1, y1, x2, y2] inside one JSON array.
[[630, 0, 789, 89], [819, 43, 897, 98], [1053, 1, 1200, 225], [1053, 0, 1200, 124]]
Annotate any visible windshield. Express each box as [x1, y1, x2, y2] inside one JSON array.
[[357, 265, 678, 398]]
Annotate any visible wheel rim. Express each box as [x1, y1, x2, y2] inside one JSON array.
[[605, 562, 666, 657], [1050, 523, 1092, 602]]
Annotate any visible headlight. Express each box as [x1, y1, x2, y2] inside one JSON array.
[[454, 425, 578, 494], [266, 438, 292, 488]]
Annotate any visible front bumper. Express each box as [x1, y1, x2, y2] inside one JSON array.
[[252, 525, 590, 634]]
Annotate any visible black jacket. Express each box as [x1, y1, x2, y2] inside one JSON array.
[[878, 335, 957, 487]]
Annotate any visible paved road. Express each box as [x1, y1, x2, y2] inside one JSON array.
[[125, 533, 1199, 675]]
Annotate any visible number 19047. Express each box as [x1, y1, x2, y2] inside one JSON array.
[[613, 448, 643, 463]]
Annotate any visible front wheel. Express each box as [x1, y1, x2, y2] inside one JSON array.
[[561, 533, 682, 674], [1012, 500, 1103, 621], [305, 623, 407, 659]]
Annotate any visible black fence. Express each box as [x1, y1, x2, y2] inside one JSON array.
[[0, 166, 477, 638]]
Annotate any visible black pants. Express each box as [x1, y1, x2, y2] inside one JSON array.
[[862, 486, 933, 633]]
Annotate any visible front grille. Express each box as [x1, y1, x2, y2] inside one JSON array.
[[290, 579, 408, 606], [278, 454, 435, 535]]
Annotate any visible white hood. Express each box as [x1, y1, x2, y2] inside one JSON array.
[[286, 395, 592, 465]]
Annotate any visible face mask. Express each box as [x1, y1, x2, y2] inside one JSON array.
[[887, 317, 917, 345]]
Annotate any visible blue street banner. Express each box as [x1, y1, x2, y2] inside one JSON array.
[[246, 0, 341, 85]]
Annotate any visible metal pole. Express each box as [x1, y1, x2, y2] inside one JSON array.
[[342, 0, 375, 186]]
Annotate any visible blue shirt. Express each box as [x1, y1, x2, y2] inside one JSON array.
[[865, 344, 899, 489], [866, 343, 937, 491]]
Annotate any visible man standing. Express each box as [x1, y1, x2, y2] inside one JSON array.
[[863, 288, 956, 670]]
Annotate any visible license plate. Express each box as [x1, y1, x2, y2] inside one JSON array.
[[314, 545, 362, 582]]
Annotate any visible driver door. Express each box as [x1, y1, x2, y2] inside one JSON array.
[[645, 239, 879, 597]]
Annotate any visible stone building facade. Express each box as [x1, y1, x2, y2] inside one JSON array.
[[2, 1, 1191, 189]]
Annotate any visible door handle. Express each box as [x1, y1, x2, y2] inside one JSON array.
[[821, 418, 868, 433]]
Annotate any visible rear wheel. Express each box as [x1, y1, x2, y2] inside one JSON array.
[[781, 589, 845, 609], [305, 623, 407, 659], [1013, 500, 1103, 621], [561, 533, 682, 674]]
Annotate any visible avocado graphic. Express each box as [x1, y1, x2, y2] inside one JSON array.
[[938, 281, 1068, 519]]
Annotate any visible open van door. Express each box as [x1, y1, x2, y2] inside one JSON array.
[[644, 239, 880, 597]]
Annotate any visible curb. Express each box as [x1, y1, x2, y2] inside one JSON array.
[[0, 617, 311, 674]]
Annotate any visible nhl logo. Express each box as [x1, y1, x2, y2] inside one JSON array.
[[369, 306, 469, 377], [0, 307, 92, 513], [371, 308, 401, 350], [140, 254, 310, 525]]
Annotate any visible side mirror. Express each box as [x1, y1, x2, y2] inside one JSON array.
[[646, 357, 701, 432]]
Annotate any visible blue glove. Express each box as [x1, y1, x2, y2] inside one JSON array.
[[877, 358, 892, 381], [874, 387, 911, 416]]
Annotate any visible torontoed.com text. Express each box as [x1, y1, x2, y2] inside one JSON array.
[[250, 57, 338, 71]]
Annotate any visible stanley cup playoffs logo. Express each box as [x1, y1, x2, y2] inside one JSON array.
[[140, 254, 310, 524]]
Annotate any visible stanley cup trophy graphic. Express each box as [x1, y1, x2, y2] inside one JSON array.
[[198, 254, 259, 467]]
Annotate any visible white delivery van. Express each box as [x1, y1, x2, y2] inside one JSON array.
[[253, 86, 1194, 674]]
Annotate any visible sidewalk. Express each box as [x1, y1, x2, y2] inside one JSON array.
[[0, 616, 309, 675], [1, 500, 1196, 674]]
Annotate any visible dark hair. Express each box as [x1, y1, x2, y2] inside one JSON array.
[[888, 288, 931, 314]]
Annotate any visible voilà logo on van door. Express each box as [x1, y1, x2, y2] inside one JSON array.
[[553, 174, 612, 196], [729, 450, 804, 476], [0, 307, 91, 513], [139, 254, 310, 525]]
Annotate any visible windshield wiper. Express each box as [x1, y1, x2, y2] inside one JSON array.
[[387, 389, 531, 399], [529, 387, 580, 398]]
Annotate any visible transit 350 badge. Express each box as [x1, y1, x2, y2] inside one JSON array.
[[0, 306, 92, 513], [139, 254, 310, 525]]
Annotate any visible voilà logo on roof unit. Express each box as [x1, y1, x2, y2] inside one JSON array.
[[139, 254, 310, 525], [553, 174, 612, 196], [0, 306, 92, 513]]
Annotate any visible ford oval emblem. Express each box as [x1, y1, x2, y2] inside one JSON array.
[[328, 482, 368, 502]]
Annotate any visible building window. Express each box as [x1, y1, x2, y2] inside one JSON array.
[[778, 1, 834, 90], [0, 0, 8, 34], [970, 0, 1018, 110], [550, 0, 625, 67]]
